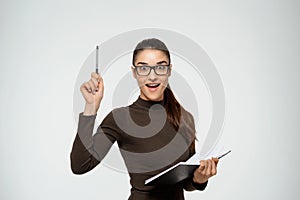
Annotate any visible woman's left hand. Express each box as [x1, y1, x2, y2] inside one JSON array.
[[193, 157, 219, 184]]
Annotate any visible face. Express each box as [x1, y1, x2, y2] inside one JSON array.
[[132, 49, 172, 101]]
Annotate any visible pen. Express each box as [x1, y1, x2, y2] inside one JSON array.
[[96, 45, 99, 74], [217, 150, 231, 159]]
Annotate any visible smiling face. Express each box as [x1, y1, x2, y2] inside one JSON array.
[[132, 49, 172, 101]]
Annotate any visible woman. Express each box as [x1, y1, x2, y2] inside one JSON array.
[[70, 38, 218, 199]]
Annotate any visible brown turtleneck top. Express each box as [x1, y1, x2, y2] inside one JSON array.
[[70, 96, 207, 200]]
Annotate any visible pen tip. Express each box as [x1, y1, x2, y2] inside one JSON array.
[[96, 45, 99, 49]]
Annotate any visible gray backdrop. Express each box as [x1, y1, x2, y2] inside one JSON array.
[[0, 0, 299, 199]]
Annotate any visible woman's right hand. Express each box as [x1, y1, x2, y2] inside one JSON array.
[[80, 72, 104, 115]]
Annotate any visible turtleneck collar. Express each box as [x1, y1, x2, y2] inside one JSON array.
[[133, 95, 165, 109]]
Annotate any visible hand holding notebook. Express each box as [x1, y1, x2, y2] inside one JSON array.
[[145, 146, 231, 186]]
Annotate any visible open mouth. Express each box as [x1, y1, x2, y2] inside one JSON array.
[[145, 83, 160, 88]]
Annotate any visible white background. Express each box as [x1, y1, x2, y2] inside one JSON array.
[[0, 0, 299, 199]]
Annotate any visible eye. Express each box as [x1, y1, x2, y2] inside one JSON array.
[[140, 66, 148, 71], [156, 65, 166, 70]]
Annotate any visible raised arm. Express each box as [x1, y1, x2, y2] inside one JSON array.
[[70, 72, 116, 174]]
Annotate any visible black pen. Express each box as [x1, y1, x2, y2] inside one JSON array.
[[217, 150, 231, 159], [96, 45, 99, 74]]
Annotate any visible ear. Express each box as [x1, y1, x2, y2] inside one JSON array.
[[131, 66, 137, 79], [168, 64, 172, 77]]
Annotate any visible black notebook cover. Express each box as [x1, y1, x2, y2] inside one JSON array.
[[145, 164, 199, 186], [145, 149, 231, 186]]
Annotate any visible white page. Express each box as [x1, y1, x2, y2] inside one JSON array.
[[145, 145, 231, 184], [185, 146, 229, 164]]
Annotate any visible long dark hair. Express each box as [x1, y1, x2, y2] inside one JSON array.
[[132, 38, 195, 147]]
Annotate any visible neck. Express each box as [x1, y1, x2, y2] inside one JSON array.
[[139, 94, 164, 102]]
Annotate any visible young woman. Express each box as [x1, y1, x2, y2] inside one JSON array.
[[70, 38, 218, 200]]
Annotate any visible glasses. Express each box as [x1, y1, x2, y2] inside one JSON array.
[[133, 65, 170, 76]]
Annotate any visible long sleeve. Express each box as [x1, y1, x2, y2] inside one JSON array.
[[182, 112, 208, 192], [183, 178, 208, 191], [182, 142, 209, 192], [70, 112, 117, 174]]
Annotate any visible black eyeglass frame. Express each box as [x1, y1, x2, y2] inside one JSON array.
[[133, 65, 171, 76]]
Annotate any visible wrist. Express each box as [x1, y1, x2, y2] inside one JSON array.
[[191, 179, 208, 191], [83, 103, 100, 116], [193, 177, 208, 184]]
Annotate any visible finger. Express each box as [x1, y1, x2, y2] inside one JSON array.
[[81, 82, 92, 93], [96, 77, 104, 94], [198, 160, 205, 171], [211, 159, 217, 175], [199, 160, 207, 175], [212, 157, 219, 165], [91, 77, 99, 91], [91, 72, 102, 82], [98, 79, 104, 92], [93, 74, 104, 92], [199, 164, 205, 172], [206, 160, 211, 176], [88, 80, 97, 94]]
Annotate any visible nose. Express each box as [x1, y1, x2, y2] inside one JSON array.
[[148, 68, 158, 81]]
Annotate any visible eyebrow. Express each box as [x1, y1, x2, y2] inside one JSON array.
[[156, 61, 168, 65], [136, 62, 148, 65], [136, 60, 168, 65]]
